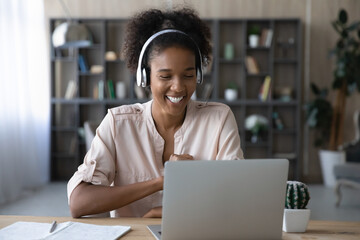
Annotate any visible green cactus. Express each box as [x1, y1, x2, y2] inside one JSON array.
[[285, 181, 310, 209]]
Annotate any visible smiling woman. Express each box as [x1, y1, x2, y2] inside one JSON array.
[[0, 0, 49, 205], [67, 7, 244, 219]]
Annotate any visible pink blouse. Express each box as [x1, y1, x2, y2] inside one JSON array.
[[67, 100, 244, 217]]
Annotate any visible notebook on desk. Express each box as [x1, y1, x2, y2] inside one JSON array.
[[148, 159, 289, 240]]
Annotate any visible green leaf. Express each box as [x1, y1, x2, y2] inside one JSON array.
[[341, 30, 349, 38], [336, 40, 344, 49], [310, 83, 320, 95], [331, 21, 342, 35], [339, 9, 348, 24], [346, 21, 360, 31]]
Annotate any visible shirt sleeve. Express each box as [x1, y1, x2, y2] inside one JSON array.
[[67, 110, 117, 203], [216, 108, 244, 160]]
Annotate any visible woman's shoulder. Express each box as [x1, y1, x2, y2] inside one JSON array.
[[191, 100, 231, 112], [108, 101, 151, 117], [188, 100, 232, 120]]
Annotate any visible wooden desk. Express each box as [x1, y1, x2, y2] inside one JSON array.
[[0, 215, 359, 239]]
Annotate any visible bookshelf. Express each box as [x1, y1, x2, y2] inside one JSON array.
[[50, 18, 302, 180]]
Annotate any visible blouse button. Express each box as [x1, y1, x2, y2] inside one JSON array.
[[90, 160, 96, 165]]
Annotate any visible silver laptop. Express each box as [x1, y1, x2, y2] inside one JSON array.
[[148, 159, 289, 240]]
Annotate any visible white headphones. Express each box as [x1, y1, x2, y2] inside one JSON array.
[[136, 29, 203, 87]]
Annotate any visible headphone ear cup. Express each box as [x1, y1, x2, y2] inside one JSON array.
[[196, 68, 203, 84], [142, 68, 148, 87]]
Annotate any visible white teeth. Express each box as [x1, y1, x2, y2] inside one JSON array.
[[167, 96, 184, 103]]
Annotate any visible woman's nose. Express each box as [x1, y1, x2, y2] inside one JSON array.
[[170, 76, 185, 92]]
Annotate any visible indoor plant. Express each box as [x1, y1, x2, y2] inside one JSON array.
[[245, 114, 268, 143], [305, 9, 360, 186], [248, 25, 261, 48], [283, 181, 311, 233]]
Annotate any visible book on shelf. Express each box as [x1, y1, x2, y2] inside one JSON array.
[[258, 75, 272, 101], [259, 28, 273, 47], [93, 85, 99, 99], [259, 29, 269, 46], [78, 54, 89, 73], [107, 80, 116, 99], [64, 80, 77, 99], [98, 80, 105, 100], [265, 29, 273, 47], [245, 56, 260, 74]]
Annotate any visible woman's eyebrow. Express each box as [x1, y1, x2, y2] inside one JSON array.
[[157, 69, 171, 73], [184, 67, 196, 71], [157, 67, 195, 73]]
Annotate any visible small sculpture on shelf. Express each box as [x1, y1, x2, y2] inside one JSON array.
[[283, 181, 311, 233]]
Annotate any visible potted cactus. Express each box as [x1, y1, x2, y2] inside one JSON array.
[[282, 181, 311, 233]]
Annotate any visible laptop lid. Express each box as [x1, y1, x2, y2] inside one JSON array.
[[161, 159, 289, 240]]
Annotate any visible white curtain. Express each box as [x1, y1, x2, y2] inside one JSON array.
[[0, 0, 50, 204]]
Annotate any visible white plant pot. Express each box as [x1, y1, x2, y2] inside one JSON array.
[[224, 89, 238, 101], [319, 150, 345, 187], [249, 35, 259, 48], [283, 209, 311, 233]]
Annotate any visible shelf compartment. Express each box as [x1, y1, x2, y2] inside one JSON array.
[[51, 104, 76, 127], [218, 64, 242, 99], [272, 134, 295, 155], [106, 63, 132, 98], [52, 61, 77, 98], [52, 131, 78, 155], [272, 105, 297, 130], [274, 20, 299, 59], [79, 104, 105, 128], [106, 20, 127, 56], [245, 147, 269, 159], [219, 20, 245, 60]]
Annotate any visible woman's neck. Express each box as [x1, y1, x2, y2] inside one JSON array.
[[151, 106, 187, 133]]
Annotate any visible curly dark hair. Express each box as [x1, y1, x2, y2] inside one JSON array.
[[122, 7, 212, 73]]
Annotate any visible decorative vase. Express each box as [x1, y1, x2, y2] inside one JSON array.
[[282, 209, 311, 232], [251, 133, 259, 143], [319, 150, 345, 187], [224, 43, 234, 60], [116, 81, 126, 99], [224, 89, 238, 101]]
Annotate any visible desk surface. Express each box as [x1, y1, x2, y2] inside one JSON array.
[[0, 215, 359, 239]]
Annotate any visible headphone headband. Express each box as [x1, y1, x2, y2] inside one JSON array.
[[136, 29, 203, 87]]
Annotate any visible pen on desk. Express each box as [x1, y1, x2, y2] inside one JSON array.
[[49, 221, 57, 233]]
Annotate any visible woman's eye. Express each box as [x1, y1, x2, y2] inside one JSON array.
[[185, 75, 194, 78], [159, 75, 171, 79]]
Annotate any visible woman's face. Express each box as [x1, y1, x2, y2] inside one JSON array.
[[149, 46, 197, 119]]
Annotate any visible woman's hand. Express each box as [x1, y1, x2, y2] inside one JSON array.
[[169, 154, 194, 161], [143, 206, 163, 218]]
